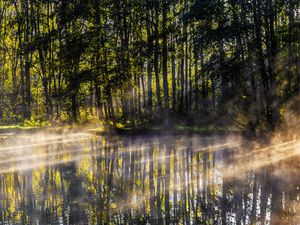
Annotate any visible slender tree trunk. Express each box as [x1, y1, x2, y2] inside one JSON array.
[[146, 18, 153, 120], [23, 0, 31, 119], [154, 6, 162, 117], [171, 34, 177, 112], [95, 79, 103, 119], [140, 73, 146, 117], [71, 71, 79, 121], [162, 0, 170, 124], [194, 53, 199, 111], [180, 48, 185, 114], [200, 46, 207, 113], [188, 41, 192, 113]]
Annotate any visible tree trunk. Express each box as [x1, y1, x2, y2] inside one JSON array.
[[194, 53, 199, 111], [162, 0, 170, 124], [154, 7, 162, 117], [171, 34, 177, 112], [146, 18, 153, 120]]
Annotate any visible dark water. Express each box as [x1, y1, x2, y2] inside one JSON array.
[[0, 134, 299, 225]]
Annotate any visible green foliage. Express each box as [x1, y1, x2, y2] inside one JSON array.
[[0, 0, 299, 133], [23, 117, 50, 128]]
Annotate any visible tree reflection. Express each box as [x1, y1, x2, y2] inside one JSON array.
[[0, 135, 299, 224]]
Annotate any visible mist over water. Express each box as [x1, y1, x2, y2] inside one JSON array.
[[0, 132, 299, 224]]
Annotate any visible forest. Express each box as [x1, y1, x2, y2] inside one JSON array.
[[1, 1, 300, 224], [0, 0, 299, 132]]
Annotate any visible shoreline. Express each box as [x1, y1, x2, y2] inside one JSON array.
[[0, 123, 243, 138]]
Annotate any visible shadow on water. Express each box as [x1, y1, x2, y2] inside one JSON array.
[[0, 134, 300, 224]]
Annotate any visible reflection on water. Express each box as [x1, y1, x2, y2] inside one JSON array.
[[0, 134, 299, 224]]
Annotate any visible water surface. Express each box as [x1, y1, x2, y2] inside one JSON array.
[[0, 134, 299, 224]]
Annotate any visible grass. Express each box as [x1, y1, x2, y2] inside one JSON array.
[[0, 119, 105, 135], [0, 125, 40, 131]]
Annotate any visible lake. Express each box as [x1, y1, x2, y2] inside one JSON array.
[[0, 133, 299, 224]]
